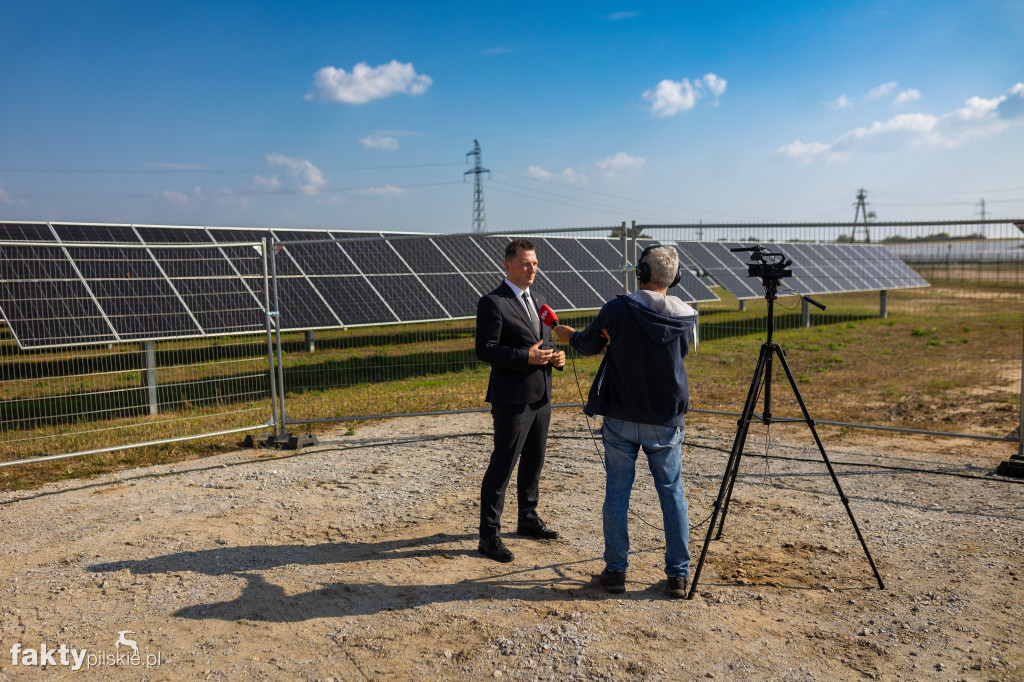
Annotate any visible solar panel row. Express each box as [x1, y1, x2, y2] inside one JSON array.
[[0, 223, 719, 349], [677, 241, 929, 300]]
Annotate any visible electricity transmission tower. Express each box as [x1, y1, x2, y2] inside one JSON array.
[[852, 188, 874, 242], [465, 139, 490, 233]]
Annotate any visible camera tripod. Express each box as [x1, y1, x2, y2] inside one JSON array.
[[686, 262, 885, 599]]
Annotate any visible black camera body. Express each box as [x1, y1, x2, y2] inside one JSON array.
[[748, 260, 792, 279], [731, 245, 792, 280]]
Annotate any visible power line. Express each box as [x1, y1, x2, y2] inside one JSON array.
[[8, 180, 465, 199], [495, 169, 747, 220], [0, 162, 466, 175]]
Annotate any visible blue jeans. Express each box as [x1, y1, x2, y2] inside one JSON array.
[[602, 417, 690, 577]]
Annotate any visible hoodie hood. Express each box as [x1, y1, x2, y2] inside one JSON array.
[[622, 294, 695, 346]]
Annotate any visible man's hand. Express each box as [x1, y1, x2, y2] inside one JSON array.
[[552, 325, 575, 343], [527, 340, 554, 365], [549, 349, 566, 369]]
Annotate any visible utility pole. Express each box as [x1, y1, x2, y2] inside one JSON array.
[[852, 189, 873, 243], [465, 139, 490, 234]]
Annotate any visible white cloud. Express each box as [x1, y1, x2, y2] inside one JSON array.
[[527, 165, 586, 184], [702, 73, 727, 98], [829, 94, 853, 110], [250, 175, 282, 192], [157, 186, 204, 207], [595, 152, 645, 180], [359, 134, 400, 151], [642, 73, 726, 117], [528, 153, 644, 184], [265, 154, 326, 195], [0, 181, 12, 204], [605, 11, 641, 20], [893, 88, 922, 107], [305, 61, 432, 104], [776, 84, 1024, 163], [867, 81, 898, 100], [157, 186, 247, 209], [351, 185, 404, 198]]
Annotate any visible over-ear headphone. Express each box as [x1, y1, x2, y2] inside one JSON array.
[[635, 244, 682, 288]]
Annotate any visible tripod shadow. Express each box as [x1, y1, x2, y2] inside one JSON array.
[[89, 532, 605, 622]]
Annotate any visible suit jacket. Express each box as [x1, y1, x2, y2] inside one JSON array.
[[475, 281, 555, 405]]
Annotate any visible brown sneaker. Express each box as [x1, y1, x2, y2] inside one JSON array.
[[599, 569, 626, 594], [666, 575, 688, 598]]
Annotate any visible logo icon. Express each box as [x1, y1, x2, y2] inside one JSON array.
[[115, 631, 139, 657]]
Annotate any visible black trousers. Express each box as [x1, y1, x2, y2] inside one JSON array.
[[479, 399, 551, 539]]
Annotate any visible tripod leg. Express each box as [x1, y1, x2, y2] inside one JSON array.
[[773, 346, 885, 589], [716, 344, 772, 540], [686, 345, 768, 599]]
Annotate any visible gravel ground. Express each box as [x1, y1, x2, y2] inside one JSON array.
[[0, 409, 1021, 681]]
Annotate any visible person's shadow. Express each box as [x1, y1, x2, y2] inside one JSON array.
[[89, 533, 604, 622]]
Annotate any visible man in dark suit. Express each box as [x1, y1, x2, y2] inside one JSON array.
[[475, 238, 566, 563]]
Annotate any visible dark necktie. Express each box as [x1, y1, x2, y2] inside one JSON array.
[[522, 292, 540, 336]]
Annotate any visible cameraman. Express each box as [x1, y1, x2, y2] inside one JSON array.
[[552, 245, 697, 598]]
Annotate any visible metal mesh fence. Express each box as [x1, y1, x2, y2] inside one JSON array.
[[0, 240, 274, 466], [273, 221, 1022, 445], [0, 219, 1020, 470]]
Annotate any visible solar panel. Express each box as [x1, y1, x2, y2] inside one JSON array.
[[682, 241, 930, 300], [677, 242, 762, 299], [274, 276, 341, 330], [369, 275, 449, 321], [0, 222, 929, 348], [139, 226, 215, 244], [53, 224, 143, 243], [467, 273, 505, 300], [387, 237, 455, 274], [420, 274, 483, 317], [530, 276, 575, 311], [431, 235, 502, 273], [0, 242, 116, 347], [152, 247, 265, 335], [0, 223, 58, 241], [65, 244, 201, 339], [310, 275, 397, 326], [339, 236, 410, 275]]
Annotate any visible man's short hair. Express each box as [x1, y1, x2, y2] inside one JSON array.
[[644, 246, 679, 289], [504, 238, 536, 262]]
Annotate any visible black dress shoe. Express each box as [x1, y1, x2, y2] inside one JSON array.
[[515, 519, 559, 540], [478, 536, 514, 563]]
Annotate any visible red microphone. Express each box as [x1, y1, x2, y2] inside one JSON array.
[[537, 304, 558, 327]]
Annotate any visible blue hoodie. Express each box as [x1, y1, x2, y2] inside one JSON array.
[[569, 292, 697, 427]]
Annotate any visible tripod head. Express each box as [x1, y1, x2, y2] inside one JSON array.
[[730, 244, 792, 291], [731, 244, 825, 311]]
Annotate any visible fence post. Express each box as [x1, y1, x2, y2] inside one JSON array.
[[631, 221, 638, 293], [620, 221, 629, 294], [143, 341, 158, 415], [305, 330, 315, 353], [801, 299, 810, 328], [879, 290, 888, 318], [268, 233, 317, 450], [262, 238, 281, 439], [997, 312, 1024, 476], [271, 234, 287, 433]]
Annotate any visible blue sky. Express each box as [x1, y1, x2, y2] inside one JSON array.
[[1, 1, 1022, 233]]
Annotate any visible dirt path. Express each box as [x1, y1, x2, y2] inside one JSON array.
[[1, 410, 1021, 680]]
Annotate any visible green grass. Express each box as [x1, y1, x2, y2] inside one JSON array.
[[0, 278, 1021, 491]]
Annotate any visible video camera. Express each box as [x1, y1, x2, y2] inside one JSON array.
[[731, 244, 792, 280]]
